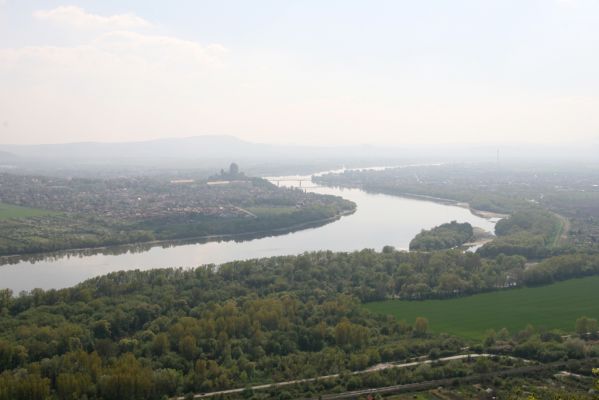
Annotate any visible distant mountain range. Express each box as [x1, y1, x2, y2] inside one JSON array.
[[0, 150, 18, 161], [0, 136, 423, 177], [0, 135, 399, 161], [0, 135, 597, 172]]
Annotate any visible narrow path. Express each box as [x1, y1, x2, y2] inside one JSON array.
[[550, 211, 570, 247], [306, 358, 588, 400], [173, 353, 526, 399], [233, 206, 257, 218]]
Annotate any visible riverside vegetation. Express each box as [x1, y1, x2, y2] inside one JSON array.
[[409, 221, 474, 251]]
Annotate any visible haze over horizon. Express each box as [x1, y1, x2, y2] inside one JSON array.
[[2, 134, 599, 148], [1, 1, 599, 146]]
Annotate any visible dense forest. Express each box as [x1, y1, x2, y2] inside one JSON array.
[[1, 248, 599, 399], [477, 209, 563, 258], [409, 221, 474, 251]]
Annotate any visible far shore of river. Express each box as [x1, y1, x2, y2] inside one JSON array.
[[0, 208, 356, 265]]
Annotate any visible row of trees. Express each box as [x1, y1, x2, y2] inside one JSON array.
[[522, 253, 599, 286], [478, 209, 562, 258], [0, 353, 536, 400]]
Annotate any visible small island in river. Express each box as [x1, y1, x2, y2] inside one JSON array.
[[409, 221, 474, 251]]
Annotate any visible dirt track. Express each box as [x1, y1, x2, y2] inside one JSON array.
[[173, 354, 525, 399]]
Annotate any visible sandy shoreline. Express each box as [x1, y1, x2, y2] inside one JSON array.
[[391, 192, 509, 221]]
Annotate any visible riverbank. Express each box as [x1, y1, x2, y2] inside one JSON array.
[[0, 208, 356, 265], [319, 188, 505, 253], [388, 192, 509, 220], [313, 177, 509, 223], [384, 193, 507, 252], [1, 170, 496, 293], [338, 188, 507, 228]]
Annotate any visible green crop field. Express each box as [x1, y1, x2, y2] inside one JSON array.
[[0, 202, 55, 220], [365, 276, 599, 340]]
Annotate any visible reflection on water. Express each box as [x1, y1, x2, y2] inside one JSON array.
[[0, 169, 496, 293], [0, 216, 343, 266]]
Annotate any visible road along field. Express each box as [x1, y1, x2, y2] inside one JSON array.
[[365, 275, 599, 340]]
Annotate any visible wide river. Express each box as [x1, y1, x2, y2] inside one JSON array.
[[0, 168, 497, 293]]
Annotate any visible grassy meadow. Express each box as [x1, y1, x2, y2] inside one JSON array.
[[365, 276, 599, 340], [0, 202, 55, 220]]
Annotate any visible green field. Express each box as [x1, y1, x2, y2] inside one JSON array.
[[365, 276, 599, 340], [0, 202, 54, 220], [246, 206, 297, 216]]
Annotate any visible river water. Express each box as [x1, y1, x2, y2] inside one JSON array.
[[0, 168, 497, 293]]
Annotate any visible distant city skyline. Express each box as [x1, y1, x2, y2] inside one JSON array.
[[1, 1, 598, 146]]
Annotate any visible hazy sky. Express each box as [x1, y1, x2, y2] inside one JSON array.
[[1, 0, 598, 145]]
